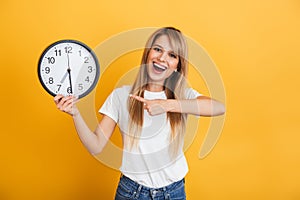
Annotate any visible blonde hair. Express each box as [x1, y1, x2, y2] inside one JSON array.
[[127, 27, 188, 156]]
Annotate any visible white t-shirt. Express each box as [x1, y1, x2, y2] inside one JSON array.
[[99, 85, 201, 188]]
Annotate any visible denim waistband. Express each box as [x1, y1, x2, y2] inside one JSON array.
[[120, 174, 184, 195]]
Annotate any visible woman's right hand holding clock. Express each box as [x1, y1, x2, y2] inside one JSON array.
[[54, 95, 79, 116]]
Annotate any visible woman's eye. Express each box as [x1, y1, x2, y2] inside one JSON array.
[[153, 47, 161, 52], [169, 53, 177, 59]]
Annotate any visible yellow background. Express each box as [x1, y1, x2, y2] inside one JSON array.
[[1, 0, 300, 199]]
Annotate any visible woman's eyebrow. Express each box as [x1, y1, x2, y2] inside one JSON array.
[[152, 44, 175, 53], [152, 44, 163, 48]]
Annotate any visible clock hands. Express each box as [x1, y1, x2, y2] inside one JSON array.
[[67, 52, 73, 94]]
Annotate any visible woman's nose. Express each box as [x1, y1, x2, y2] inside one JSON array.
[[158, 51, 167, 62]]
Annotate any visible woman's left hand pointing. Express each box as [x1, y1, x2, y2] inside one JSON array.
[[129, 94, 171, 116]]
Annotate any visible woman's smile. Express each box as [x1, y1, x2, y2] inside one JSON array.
[[152, 62, 167, 73]]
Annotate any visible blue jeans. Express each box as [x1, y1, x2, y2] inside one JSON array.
[[115, 175, 186, 200]]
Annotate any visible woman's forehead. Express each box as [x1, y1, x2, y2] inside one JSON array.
[[153, 35, 177, 52]]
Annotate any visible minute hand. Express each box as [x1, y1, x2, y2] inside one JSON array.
[[67, 53, 73, 94], [67, 67, 73, 94]]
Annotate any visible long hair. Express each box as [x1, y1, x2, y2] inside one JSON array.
[[127, 27, 188, 156]]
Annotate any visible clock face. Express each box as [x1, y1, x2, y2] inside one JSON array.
[[38, 40, 100, 99]]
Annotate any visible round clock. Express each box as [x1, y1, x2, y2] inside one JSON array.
[[38, 39, 100, 99]]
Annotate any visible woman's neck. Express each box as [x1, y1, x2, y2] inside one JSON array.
[[146, 83, 164, 92]]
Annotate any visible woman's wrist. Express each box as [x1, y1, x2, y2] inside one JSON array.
[[71, 107, 80, 117], [165, 99, 180, 113]]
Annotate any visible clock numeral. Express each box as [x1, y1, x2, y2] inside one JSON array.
[[84, 57, 89, 63], [87, 66, 93, 73], [47, 57, 55, 64], [78, 84, 83, 91], [85, 76, 90, 82], [55, 49, 62, 56], [56, 84, 62, 93], [78, 50, 82, 57], [48, 77, 54, 84], [45, 67, 50, 74], [67, 87, 72, 94], [65, 46, 72, 54]]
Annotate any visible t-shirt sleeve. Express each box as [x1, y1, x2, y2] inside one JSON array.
[[185, 88, 202, 99], [99, 89, 120, 123]]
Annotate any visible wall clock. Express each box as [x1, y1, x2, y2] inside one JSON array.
[[38, 40, 100, 99]]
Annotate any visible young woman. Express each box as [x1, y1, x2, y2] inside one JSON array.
[[54, 27, 225, 200]]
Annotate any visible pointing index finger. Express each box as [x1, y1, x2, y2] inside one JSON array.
[[129, 94, 147, 103]]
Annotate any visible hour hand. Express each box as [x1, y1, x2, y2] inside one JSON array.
[[60, 71, 68, 83]]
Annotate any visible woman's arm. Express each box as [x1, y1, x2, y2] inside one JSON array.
[[130, 95, 225, 117], [54, 95, 116, 155], [170, 96, 225, 116]]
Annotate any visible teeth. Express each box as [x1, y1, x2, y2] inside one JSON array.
[[153, 63, 167, 70]]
